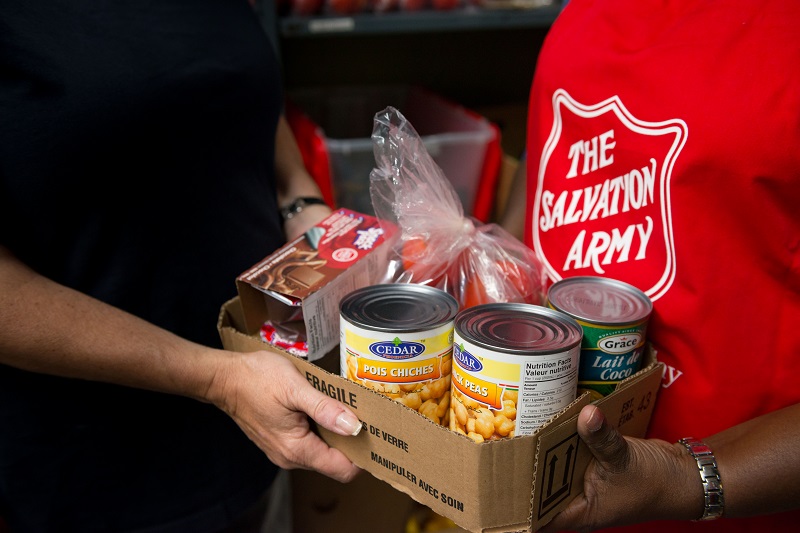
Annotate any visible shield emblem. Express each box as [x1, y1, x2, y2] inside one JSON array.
[[533, 89, 687, 301]]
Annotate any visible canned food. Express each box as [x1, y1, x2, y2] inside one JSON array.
[[547, 276, 653, 400], [340, 284, 459, 426], [449, 303, 582, 442]]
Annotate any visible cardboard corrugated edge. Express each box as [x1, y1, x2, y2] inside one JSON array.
[[218, 297, 663, 533]]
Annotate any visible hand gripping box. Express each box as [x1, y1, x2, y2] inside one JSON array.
[[235, 208, 392, 362], [218, 294, 664, 532]]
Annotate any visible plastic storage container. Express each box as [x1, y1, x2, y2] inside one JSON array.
[[286, 85, 501, 221]]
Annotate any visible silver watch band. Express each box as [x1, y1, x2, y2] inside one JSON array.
[[678, 437, 724, 521]]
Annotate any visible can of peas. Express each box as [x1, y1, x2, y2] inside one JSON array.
[[449, 303, 582, 441]]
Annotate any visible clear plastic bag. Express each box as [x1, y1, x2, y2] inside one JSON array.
[[369, 106, 546, 308]]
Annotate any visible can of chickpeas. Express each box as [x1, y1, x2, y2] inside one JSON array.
[[449, 303, 582, 442], [546, 276, 653, 401], [340, 283, 459, 426]]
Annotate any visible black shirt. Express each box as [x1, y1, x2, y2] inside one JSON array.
[[0, 1, 285, 530]]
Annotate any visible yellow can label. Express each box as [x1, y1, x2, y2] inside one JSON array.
[[449, 333, 579, 440], [340, 320, 454, 426]]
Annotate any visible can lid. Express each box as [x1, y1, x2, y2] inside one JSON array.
[[547, 276, 653, 325], [340, 283, 459, 333], [455, 303, 583, 355]]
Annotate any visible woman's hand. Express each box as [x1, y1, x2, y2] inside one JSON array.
[[209, 349, 363, 483]]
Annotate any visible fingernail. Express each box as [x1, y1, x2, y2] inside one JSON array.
[[336, 412, 362, 436], [586, 406, 604, 433]]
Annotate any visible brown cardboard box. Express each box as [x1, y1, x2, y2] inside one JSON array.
[[218, 295, 663, 533]]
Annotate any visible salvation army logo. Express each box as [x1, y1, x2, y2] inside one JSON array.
[[532, 89, 687, 301]]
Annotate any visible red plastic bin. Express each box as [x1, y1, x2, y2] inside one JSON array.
[[285, 85, 502, 222]]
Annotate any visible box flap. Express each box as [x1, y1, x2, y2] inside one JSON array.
[[529, 395, 591, 532], [529, 354, 663, 531]]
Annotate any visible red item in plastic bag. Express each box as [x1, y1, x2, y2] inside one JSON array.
[[369, 107, 546, 309]]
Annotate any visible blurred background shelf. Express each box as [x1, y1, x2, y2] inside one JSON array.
[[277, 5, 562, 36], [256, 0, 563, 219]]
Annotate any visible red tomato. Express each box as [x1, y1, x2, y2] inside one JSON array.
[[464, 275, 489, 309], [463, 259, 538, 308], [497, 259, 535, 302], [400, 236, 428, 272]]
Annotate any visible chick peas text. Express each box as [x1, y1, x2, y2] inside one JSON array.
[[449, 388, 518, 443]]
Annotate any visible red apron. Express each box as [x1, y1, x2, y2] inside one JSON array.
[[525, 1, 800, 530]]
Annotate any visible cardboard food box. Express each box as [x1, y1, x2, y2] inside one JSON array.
[[218, 292, 663, 532], [236, 208, 392, 361]]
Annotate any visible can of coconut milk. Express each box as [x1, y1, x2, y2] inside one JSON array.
[[340, 283, 458, 426], [547, 276, 653, 400], [449, 303, 582, 441]]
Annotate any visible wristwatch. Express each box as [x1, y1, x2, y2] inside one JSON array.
[[678, 437, 724, 521], [280, 197, 327, 221]]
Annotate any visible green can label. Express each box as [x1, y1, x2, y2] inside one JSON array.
[[573, 321, 648, 400], [546, 276, 653, 401]]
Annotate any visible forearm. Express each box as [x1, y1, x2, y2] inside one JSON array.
[[0, 245, 222, 402], [1, 245, 363, 482], [274, 115, 332, 239], [702, 402, 800, 517], [650, 403, 800, 522], [274, 115, 325, 205]]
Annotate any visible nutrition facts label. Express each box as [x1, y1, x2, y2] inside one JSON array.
[[452, 336, 580, 436], [517, 358, 579, 433]]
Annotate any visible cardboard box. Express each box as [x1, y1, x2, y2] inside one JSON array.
[[236, 208, 392, 361], [218, 295, 663, 533]]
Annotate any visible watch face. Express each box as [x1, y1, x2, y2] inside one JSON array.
[[283, 197, 326, 220]]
